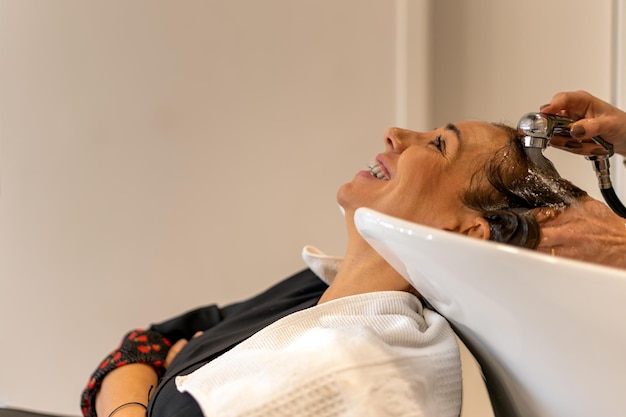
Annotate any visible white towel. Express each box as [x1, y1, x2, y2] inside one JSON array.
[[176, 291, 461, 417], [301, 245, 342, 285]]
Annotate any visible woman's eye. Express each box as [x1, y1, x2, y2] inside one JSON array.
[[432, 135, 444, 152]]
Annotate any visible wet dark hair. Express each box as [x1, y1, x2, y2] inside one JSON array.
[[462, 123, 587, 249]]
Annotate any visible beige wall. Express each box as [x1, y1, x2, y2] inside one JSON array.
[[0, 1, 398, 413], [431, 0, 615, 201], [0, 0, 619, 415]]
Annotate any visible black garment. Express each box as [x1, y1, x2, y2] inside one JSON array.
[[147, 268, 327, 417]]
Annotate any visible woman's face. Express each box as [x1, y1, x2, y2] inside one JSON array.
[[337, 121, 510, 235]]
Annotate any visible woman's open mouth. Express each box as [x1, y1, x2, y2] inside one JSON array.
[[367, 162, 390, 180]]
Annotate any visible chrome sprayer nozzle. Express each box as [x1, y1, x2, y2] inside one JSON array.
[[517, 112, 613, 159]]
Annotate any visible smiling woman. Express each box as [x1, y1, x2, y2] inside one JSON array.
[[337, 122, 502, 238], [338, 122, 587, 251], [83, 120, 588, 417]]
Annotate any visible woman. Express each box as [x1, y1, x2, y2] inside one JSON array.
[[83, 121, 586, 417]]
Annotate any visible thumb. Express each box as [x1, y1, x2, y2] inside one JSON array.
[[164, 338, 189, 369]]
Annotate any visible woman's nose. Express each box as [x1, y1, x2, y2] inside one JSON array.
[[385, 127, 419, 152]]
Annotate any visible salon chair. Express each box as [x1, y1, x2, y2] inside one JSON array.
[[355, 207, 626, 417]]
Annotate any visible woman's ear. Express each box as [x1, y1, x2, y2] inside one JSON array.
[[460, 216, 491, 240]]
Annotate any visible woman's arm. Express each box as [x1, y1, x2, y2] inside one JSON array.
[[81, 329, 171, 417], [89, 332, 200, 417], [81, 305, 228, 417], [95, 364, 157, 417], [83, 270, 323, 416]]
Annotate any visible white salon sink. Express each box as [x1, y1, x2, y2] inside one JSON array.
[[354, 207, 626, 417]]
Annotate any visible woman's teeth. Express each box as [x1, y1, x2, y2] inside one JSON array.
[[368, 162, 390, 180]]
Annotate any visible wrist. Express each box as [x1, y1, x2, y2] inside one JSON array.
[[107, 402, 147, 417]]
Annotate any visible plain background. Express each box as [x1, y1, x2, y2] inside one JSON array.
[[1, 1, 624, 416]]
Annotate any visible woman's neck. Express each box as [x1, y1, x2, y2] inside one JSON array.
[[317, 235, 417, 304]]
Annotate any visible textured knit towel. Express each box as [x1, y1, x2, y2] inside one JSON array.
[[175, 291, 462, 417]]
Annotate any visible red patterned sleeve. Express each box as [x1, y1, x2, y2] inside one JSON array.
[[80, 329, 172, 417]]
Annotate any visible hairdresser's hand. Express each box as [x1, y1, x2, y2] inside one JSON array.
[[164, 331, 203, 369], [540, 90, 626, 156], [536, 197, 626, 269]]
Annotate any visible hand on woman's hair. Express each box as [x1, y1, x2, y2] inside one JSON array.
[[536, 197, 626, 269]]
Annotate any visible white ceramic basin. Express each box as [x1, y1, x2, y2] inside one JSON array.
[[354, 207, 626, 417]]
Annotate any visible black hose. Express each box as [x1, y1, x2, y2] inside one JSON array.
[[600, 186, 626, 218]]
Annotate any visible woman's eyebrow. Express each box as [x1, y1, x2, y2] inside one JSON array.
[[445, 123, 462, 142], [445, 122, 463, 154]]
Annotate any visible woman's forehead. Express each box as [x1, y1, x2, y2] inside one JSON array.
[[454, 121, 510, 148], [455, 120, 504, 135]]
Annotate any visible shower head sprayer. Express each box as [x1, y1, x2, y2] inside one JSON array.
[[517, 112, 613, 159]]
